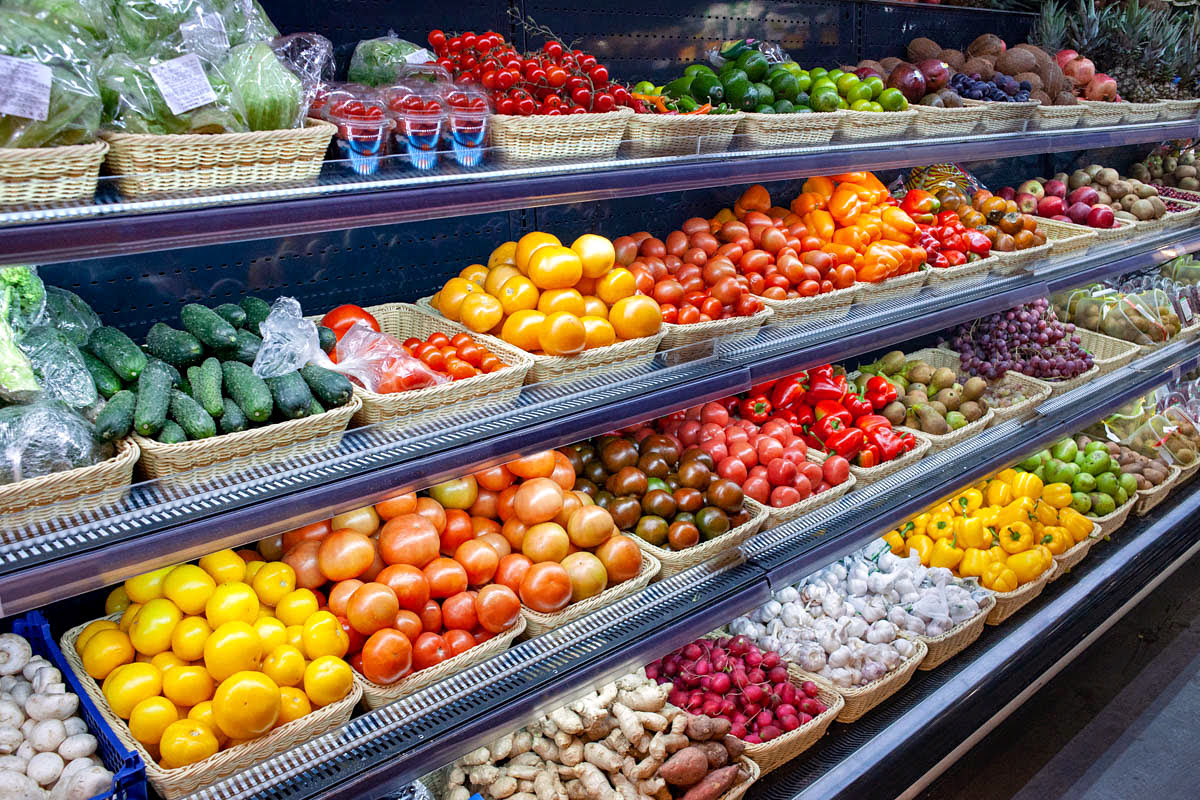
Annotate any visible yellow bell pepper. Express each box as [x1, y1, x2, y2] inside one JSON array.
[[974, 506, 998, 530], [1033, 543, 1054, 569], [1032, 500, 1059, 527], [1007, 549, 1047, 583], [954, 488, 983, 516], [910, 513, 930, 537], [996, 468, 1018, 485], [998, 522, 1034, 554], [1011, 471, 1044, 499], [953, 516, 990, 549], [996, 497, 1037, 527], [985, 480, 1013, 507], [1058, 507, 1094, 543], [1040, 527, 1072, 555], [1041, 482, 1074, 509], [930, 536, 964, 569], [958, 547, 992, 578], [927, 512, 954, 540], [931, 502, 955, 517], [982, 561, 1019, 592], [883, 528, 906, 554], [906, 534, 934, 565], [988, 544, 1008, 563]]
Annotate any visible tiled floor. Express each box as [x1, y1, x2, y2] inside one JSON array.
[[920, 551, 1200, 800]]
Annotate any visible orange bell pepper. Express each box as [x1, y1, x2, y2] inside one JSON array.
[[831, 172, 871, 186], [829, 186, 865, 226], [803, 209, 835, 242], [857, 240, 904, 282], [802, 176, 835, 199], [832, 225, 870, 251], [821, 242, 860, 266], [880, 206, 918, 242], [856, 212, 883, 242], [791, 192, 827, 215]]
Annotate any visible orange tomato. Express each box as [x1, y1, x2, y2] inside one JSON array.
[[527, 245, 583, 290], [376, 564, 429, 612], [536, 288, 586, 316], [474, 464, 515, 492], [521, 522, 570, 563], [580, 317, 616, 350], [595, 268, 636, 305], [519, 562, 572, 613], [459, 263, 489, 285], [571, 234, 617, 278], [459, 293, 503, 333], [361, 628, 412, 684], [501, 309, 546, 352], [488, 241, 518, 269], [375, 492, 417, 520], [508, 451, 556, 479], [474, 584, 521, 633], [484, 264, 522, 296], [317, 530, 376, 582], [538, 312, 586, 356], [609, 296, 662, 340], [440, 509, 475, 556], [515, 232, 561, 273], [550, 451, 576, 491], [346, 582, 399, 636], [441, 591, 479, 631], [500, 517, 527, 549], [513, 477, 564, 525], [393, 610, 423, 641], [581, 296, 608, 318], [437, 277, 478, 322], [378, 514, 440, 568], [414, 498, 447, 534], [423, 557, 469, 598], [454, 539, 500, 585], [494, 553, 532, 593], [497, 275, 538, 314]]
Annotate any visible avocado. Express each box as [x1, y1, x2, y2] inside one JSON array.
[[691, 74, 725, 105], [663, 75, 696, 99]]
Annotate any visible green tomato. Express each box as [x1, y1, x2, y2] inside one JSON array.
[[850, 98, 873, 111], [646, 477, 670, 494], [1072, 472, 1097, 493], [838, 97, 849, 109], [863, 76, 885, 99], [1118, 472, 1139, 496], [1071, 491, 1092, 514], [877, 88, 907, 111], [632, 80, 657, 95], [810, 77, 836, 93], [795, 73, 812, 93], [809, 88, 841, 112], [835, 73, 861, 96], [1073, 452, 1087, 468]]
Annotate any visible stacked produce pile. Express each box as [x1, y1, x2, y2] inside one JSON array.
[[943, 298, 1094, 382], [857, 351, 991, 435], [906, 187, 1049, 262], [996, 164, 1169, 228], [1018, 435, 1148, 517], [1133, 147, 1200, 191]]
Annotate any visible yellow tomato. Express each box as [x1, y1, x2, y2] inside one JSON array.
[[284, 625, 305, 651], [304, 656, 353, 708], [581, 317, 617, 350], [82, 629, 135, 680], [274, 589, 318, 627], [501, 309, 546, 352], [609, 295, 663, 340], [213, 671, 280, 740], [488, 241, 518, 269], [459, 292, 504, 334], [528, 245, 583, 290], [253, 617, 287, 652], [484, 264, 522, 296], [104, 662, 162, 719], [170, 617, 212, 662], [331, 506, 379, 536], [436, 277, 478, 322], [198, 550, 246, 585], [162, 564, 217, 616], [301, 611, 348, 660], [251, 562, 296, 608], [515, 232, 561, 274], [163, 665, 215, 708], [205, 582, 259, 628], [125, 566, 173, 604], [159, 719, 219, 769], [538, 312, 587, 356], [571, 234, 617, 278], [536, 287, 586, 316], [277, 686, 311, 726], [129, 598, 183, 656], [75, 620, 119, 655], [261, 644, 306, 688], [105, 586, 131, 615], [150, 652, 187, 673], [186, 701, 227, 746], [595, 268, 636, 306], [129, 696, 178, 748], [256, 607, 275, 621], [244, 561, 266, 583], [119, 603, 142, 632], [459, 263, 489, 285], [581, 295, 608, 319], [203, 621, 263, 682], [498, 275, 539, 315]]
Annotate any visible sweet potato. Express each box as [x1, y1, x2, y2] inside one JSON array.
[[679, 765, 743, 800], [658, 747, 708, 787], [695, 741, 728, 769]]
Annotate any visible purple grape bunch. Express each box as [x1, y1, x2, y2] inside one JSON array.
[[942, 298, 1094, 381]]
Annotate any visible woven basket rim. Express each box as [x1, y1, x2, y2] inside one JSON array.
[[520, 553, 661, 628], [102, 117, 335, 145], [1135, 465, 1181, 502], [0, 436, 139, 512], [627, 111, 745, 126], [0, 140, 110, 159], [1036, 104, 1086, 115], [756, 285, 856, 311], [743, 467, 857, 526], [491, 107, 633, 124], [740, 110, 841, 127]]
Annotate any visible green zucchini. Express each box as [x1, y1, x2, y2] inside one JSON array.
[[239, 296, 272, 336], [214, 303, 248, 329], [145, 323, 203, 368], [265, 371, 314, 420], [133, 360, 175, 436], [221, 361, 272, 422], [156, 420, 188, 444], [219, 396, 249, 434], [80, 351, 122, 399], [180, 304, 238, 351], [299, 364, 353, 408], [169, 390, 216, 440], [94, 390, 136, 442], [188, 358, 224, 418], [87, 326, 147, 382]]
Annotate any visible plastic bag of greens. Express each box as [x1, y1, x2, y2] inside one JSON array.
[[18, 325, 97, 409], [0, 400, 111, 485], [348, 35, 434, 87], [110, 0, 216, 58], [0, 9, 103, 148], [43, 286, 101, 347], [271, 32, 333, 120], [99, 51, 248, 134], [222, 41, 302, 130], [210, 0, 278, 46], [2, 0, 111, 47]]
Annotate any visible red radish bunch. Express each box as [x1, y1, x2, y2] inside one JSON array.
[[646, 635, 827, 744]]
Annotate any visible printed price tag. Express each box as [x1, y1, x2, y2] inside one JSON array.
[[180, 12, 230, 58], [0, 54, 51, 122], [1182, 297, 1193, 321], [150, 54, 217, 116], [405, 48, 435, 64]]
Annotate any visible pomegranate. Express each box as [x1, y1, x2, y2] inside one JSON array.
[[1055, 49, 1079, 69], [1062, 55, 1096, 88], [1084, 73, 1118, 101]]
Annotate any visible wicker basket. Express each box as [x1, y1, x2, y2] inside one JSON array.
[[743, 463, 856, 531], [1162, 199, 1200, 227], [62, 616, 360, 800], [963, 99, 1039, 133], [745, 667, 843, 774], [910, 105, 985, 138], [1035, 218, 1099, 255], [1123, 101, 1165, 123], [1134, 465, 1182, 516], [1033, 104, 1086, 130], [925, 256, 994, 290], [1078, 101, 1126, 127], [1134, 216, 1167, 235], [853, 270, 928, 304], [103, 119, 334, 198], [988, 372, 1053, 423], [489, 108, 632, 163], [660, 308, 771, 350], [1050, 526, 1099, 581], [986, 561, 1056, 625], [737, 111, 841, 149], [916, 594, 995, 670], [0, 141, 108, 206], [813, 433, 931, 488], [132, 396, 359, 480], [625, 112, 744, 157], [321, 303, 532, 425], [1178, 459, 1200, 482], [1077, 329, 1139, 375], [992, 241, 1053, 274], [1033, 364, 1101, 398], [722, 757, 761, 800], [520, 554, 660, 639], [1157, 98, 1200, 120], [632, 505, 766, 580], [357, 617, 526, 711], [757, 286, 855, 324], [836, 109, 915, 142], [1092, 218, 1136, 243], [796, 636, 927, 723], [0, 438, 139, 527]]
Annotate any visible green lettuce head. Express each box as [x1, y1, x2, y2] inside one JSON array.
[[222, 42, 302, 131]]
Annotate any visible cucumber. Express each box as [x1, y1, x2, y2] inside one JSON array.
[[145, 323, 203, 368], [81, 351, 122, 399], [239, 296, 272, 336], [94, 390, 136, 441], [317, 325, 337, 354], [169, 390, 216, 440], [156, 420, 188, 444], [218, 328, 261, 365], [133, 360, 175, 437], [181, 304, 238, 351], [87, 326, 146, 382], [219, 396, 249, 434], [188, 358, 224, 418], [307, 398, 326, 417], [299, 364, 353, 408], [221, 361, 272, 422], [265, 371, 314, 420], [214, 303, 248, 329], [153, 358, 182, 389]]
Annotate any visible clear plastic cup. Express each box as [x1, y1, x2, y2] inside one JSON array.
[[328, 99, 393, 175], [383, 84, 445, 170], [443, 87, 490, 168]]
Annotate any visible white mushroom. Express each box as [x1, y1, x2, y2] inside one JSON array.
[[0, 768, 41, 800], [30, 719, 66, 752], [20, 658, 49, 682], [15, 741, 33, 762], [0, 700, 22, 729], [61, 719, 86, 738], [31, 668, 62, 695], [0, 755, 26, 772], [25, 693, 77, 722], [57, 735, 96, 762], [0, 725, 21, 754], [9, 684, 31, 708], [19, 720, 34, 739], [0, 636, 31, 677], [50, 765, 112, 800], [27, 750, 63, 786]]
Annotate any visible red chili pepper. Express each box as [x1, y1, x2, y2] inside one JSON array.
[[740, 395, 773, 424], [864, 376, 898, 409], [843, 392, 873, 419]]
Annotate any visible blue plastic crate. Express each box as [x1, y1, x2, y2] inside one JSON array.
[[12, 611, 148, 800]]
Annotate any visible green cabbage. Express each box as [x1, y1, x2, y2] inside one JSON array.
[[110, 0, 281, 58], [98, 52, 248, 134], [348, 36, 428, 86], [222, 42, 302, 131]]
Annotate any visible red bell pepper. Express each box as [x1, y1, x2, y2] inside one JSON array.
[[843, 392, 873, 419], [864, 376, 897, 410], [774, 408, 807, 437], [863, 425, 905, 461], [770, 376, 807, 411], [944, 249, 968, 266], [814, 399, 851, 425], [929, 250, 950, 270], [936, 210, 960, 226], [855, 413, 893, 435], [749, 379, 778, 397], [823, 426, 865, 459], [962, 229, 992, 257], [803, 429, 825, 451], [856, 443, 881, 468], [721, 396, 739, 414], [792, 403, 815, 428], [899, 189, 940, 225], [812, 413, 847, 443], [806, 365, 847, 402], [740, 395, 773, 424], [897, 430, 918, 453]]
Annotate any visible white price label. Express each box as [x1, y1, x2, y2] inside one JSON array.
[[150, 54, 217, 116], [1182, 297, 1193, 320], [180, 12, 230, 58], [405, 48, 435, 64], [0, 54, 51, 122]]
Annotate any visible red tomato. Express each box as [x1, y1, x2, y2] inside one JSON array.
[[412, 632, 450, 671], [417, 599, 442, 632], [443, 629, 476, 656], [766, 457, 797, 487], [757, 436, 784, 463], [361, 629, 412, 684], [742, 475, 770, 504], [793, 473, 813, 499], [770, 485, 801, 507], [321, 304, 380, 340], [822, 455, 850, 485], [717, 456, 748, 484], [800, 462, 823, 487], [474, 584, 521, 633], [728, 440, 758, 468], [441, 591, 479, 631], [393, 610, 423, 641]]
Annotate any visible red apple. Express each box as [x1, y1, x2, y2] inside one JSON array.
[[886, 62, 927, 103], [1018, 179, 1045, 199], [1068, 186, 1099, 206], [916, 59, 951, 92], [1086, 205, 1115, 228], [1051, 214, 1073, 222], [1016, 192, 1039, 213], [1067, 201, 1092, 224], [1043, 179, 1067, 198], [1037, 195, 1065, 217], [997, 186, 1016, 201]]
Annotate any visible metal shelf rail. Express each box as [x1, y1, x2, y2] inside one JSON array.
[[179, 338, 1200, 800]]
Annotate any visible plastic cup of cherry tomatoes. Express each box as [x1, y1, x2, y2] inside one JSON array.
[[443, 87, 490, 168], [328, 97, 394, 176], [383, 85, 446, 171]]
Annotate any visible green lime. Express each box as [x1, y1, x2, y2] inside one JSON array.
[[795, 73, 812, 93], [753, 82, 775, 106], [767, 70, 799, 102], [691, 74, 725, 104], [827, 68, 845, 82], [835, 73, 861, 96], [863, 76, 885, 99], [773, 98, 796, 113], [809, 88, 840, 112], [663, 75, 696, 99], [809, 67, 828, 81], [847, 81, 874, 104], [782, 62, 805, 77], [868, 101, 884, 112], [684, 64, 716, 77], [850, 98, 873, 111], [754, 103, 775, 113], [837, 96, 849, 109], [726, 80, 759, 111], [632, 80, 657, 95], [878, 87, 907, 111], [736, 50, 769, 82], [811, 77, 836, 93]]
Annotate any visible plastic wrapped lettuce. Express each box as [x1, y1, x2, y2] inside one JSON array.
[[0, 9, 103, 147], [348, 35, 432, 86], [99, 51, 248, 134], [43, 286, 101, 348], [110, 0, 279, 58], [211, 0, 278, 45], [0, 400, 112, 485], [19, 325, 97, 409], [222, 41, 302, 130], [1, 0, 111, 46], [271, 32, 333, 120]]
